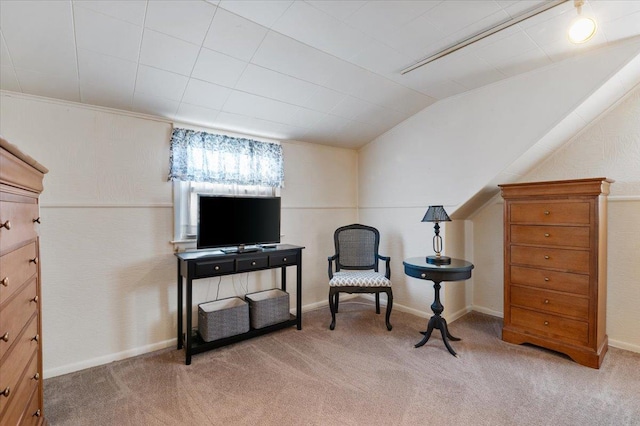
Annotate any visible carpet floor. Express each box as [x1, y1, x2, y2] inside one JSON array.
[[44, 300, 640, 425]]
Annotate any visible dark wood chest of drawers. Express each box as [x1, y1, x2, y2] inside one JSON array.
[[499, 178, 612, 368], [1, 137, 47, 424]]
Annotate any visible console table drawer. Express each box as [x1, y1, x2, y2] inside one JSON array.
[[510, 225, 590, 248], [510, 201, 590, 225], [511, 286, 589, 319], [270, 252, 297, 267], [193, 260, 235, 278], [511, 306, 588, 346], [237, 256, 269, 272], [511, 245, 589, 274]]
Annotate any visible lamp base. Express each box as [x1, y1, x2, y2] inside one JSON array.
[[426, 255, 451, 265]]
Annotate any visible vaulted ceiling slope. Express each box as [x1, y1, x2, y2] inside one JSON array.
[[1, 1, 639, 148]]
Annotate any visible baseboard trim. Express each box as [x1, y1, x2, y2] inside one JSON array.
[[608, 339, 640, 354], [470, 305, 504, 318]]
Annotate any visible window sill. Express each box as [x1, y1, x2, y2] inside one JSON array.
[[172, 239, 196, 252]]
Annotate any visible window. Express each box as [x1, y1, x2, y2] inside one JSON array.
[[168, 128, 284, 246]]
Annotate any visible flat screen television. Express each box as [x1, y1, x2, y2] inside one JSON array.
[[197, 195, 281, 251]]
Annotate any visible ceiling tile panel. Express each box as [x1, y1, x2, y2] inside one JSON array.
[[139, 29, 200, 76], [273, 1, 372, 59], [421, 0, 504, 35], [145, 0, 216, 45], [72, 0, 147, 26], [475, 31, 540, 64], [135, 65, 189, 102], [349, 39, 413, 76], [78, 48, 137, 94], [1, 0, 77, 75], [16, 68, 80, 102], [182, 79, 232, 110], [74, 5, 143, 62], [235, 64, 322, 106], [598, 11, 640, 42], [192, 48, 247, 88], [301, 86, 347, 114], [214, 110, 306, 140], [305, 1, 366, 21], [175, 103, 220, 127], [0, 65, 20, 92], [132, 92, 179, 118], [218, 1, 294, 28], [203, 8, 268, 61], [222, 91, 300, 125], [345, 1, 440, 40], [589, 1, 640, 23], [492, 46, 553, 77]]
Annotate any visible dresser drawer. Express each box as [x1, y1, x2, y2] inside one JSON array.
[[510, 266, 589, 295], [511, 225, 590, 248], [0, 200, 39, 255], [0, 278, 38, 362], [193, 259, 235, 278], [511, 246, 590, 274], [0, 307, 38, 364], [511, 285, 589, 319], [0, 317, 37, 416], [0, 350, 38, 425], [510, 201, 590, 225], [22, 385, 43, 426], [0, 242, 38, 305], [511, 307, 588, 346], [269, 252, 297, 267], [237, 256, 269, 272]]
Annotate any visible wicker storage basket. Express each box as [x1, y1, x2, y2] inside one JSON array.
[[198, 297, 250, 342], [245, 289, 290, 329]]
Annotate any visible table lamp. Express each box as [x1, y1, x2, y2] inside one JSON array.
[[422, 205, 451, 265]]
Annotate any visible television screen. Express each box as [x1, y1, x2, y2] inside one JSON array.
[[197, 195, 281, 250]]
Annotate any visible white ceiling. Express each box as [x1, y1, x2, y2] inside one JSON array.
[[1, 1, 639, 148]]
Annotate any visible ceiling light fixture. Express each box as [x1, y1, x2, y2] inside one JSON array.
[[568, 0, 597, 44]]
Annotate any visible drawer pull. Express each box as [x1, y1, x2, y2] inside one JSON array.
[[544, 211, 550, 215], [32, 334, 39, 343], [0, 220, 10, 230], [30, 257, 39, 264], [544, 277, 550, 281], [421, 273, 426, 278], [33, 373, 40, 380], [251, 261, 256, 266], [0, 387, 10, 398], [544, 321, 549, 326], [544, 299, 550, 304], [214, 266, 220, 271], [34, 409, 42, 418], [283, 257, 287, 262], [1, 277, 8, 287], [544, 255, 550, 259], [1, 332, 8, 342], [31, 295, 39, 303], [544, 233, 550, 237], [33, 217, 41, 224]]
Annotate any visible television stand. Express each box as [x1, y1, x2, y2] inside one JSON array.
[[175, 244, 304, 365]]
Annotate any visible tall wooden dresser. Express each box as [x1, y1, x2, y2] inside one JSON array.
[[0, 137, 48, 425], [499, 178, 612, 369]]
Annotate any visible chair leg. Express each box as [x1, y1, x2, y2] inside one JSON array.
[[335, 292, 339, 312], [375, 292, 380, 314], [384, 289, 393, 331], [328, 289, 337, 330]]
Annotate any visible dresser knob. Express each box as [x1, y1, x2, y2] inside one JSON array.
[[544, 321, 549, 326], [30, 257, 39, 265], [251, 261, 256, 266], [421, 273, 426, 278], [33, 409, 42, 418], [544, 277, 550, 281], [0, 220, 10, 230], [544, 255, 550, 260], [544, 233, 550, 237], [544, 299, 550, 304], [544, 211, 550, 215], [32, 373, 40, 380], [32, 334, 39, 343], [0, 387, 10, 397], [31, 295, 39, 303], [0, 277, 8, 287], [33, 217, 41, 224], [214, 266, 220, 271], [1, 332, 8, 342], [283, 258, 287, 262]]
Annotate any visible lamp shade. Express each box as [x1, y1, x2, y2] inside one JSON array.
[[422, 205, 451, 223]]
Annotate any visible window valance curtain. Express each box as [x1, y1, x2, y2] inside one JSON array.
[[168, 128, 284, 188]]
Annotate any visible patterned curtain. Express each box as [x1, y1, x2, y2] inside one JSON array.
[[168, 128, 284, 188]]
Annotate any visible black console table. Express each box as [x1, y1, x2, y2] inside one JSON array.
[[403, 257, 474, 357], [176, 244, 304, 365]]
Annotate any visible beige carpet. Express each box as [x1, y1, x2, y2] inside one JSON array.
[[44, 300, 640, 425]]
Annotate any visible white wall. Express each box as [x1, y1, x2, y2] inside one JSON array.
[[472, 85, 640, 352], [0, 92, 358, 377]]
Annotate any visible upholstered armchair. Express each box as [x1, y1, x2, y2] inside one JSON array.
[[327, 224, 393, 330]]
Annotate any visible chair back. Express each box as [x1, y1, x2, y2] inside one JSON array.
[[334, 224, 380, 272]]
